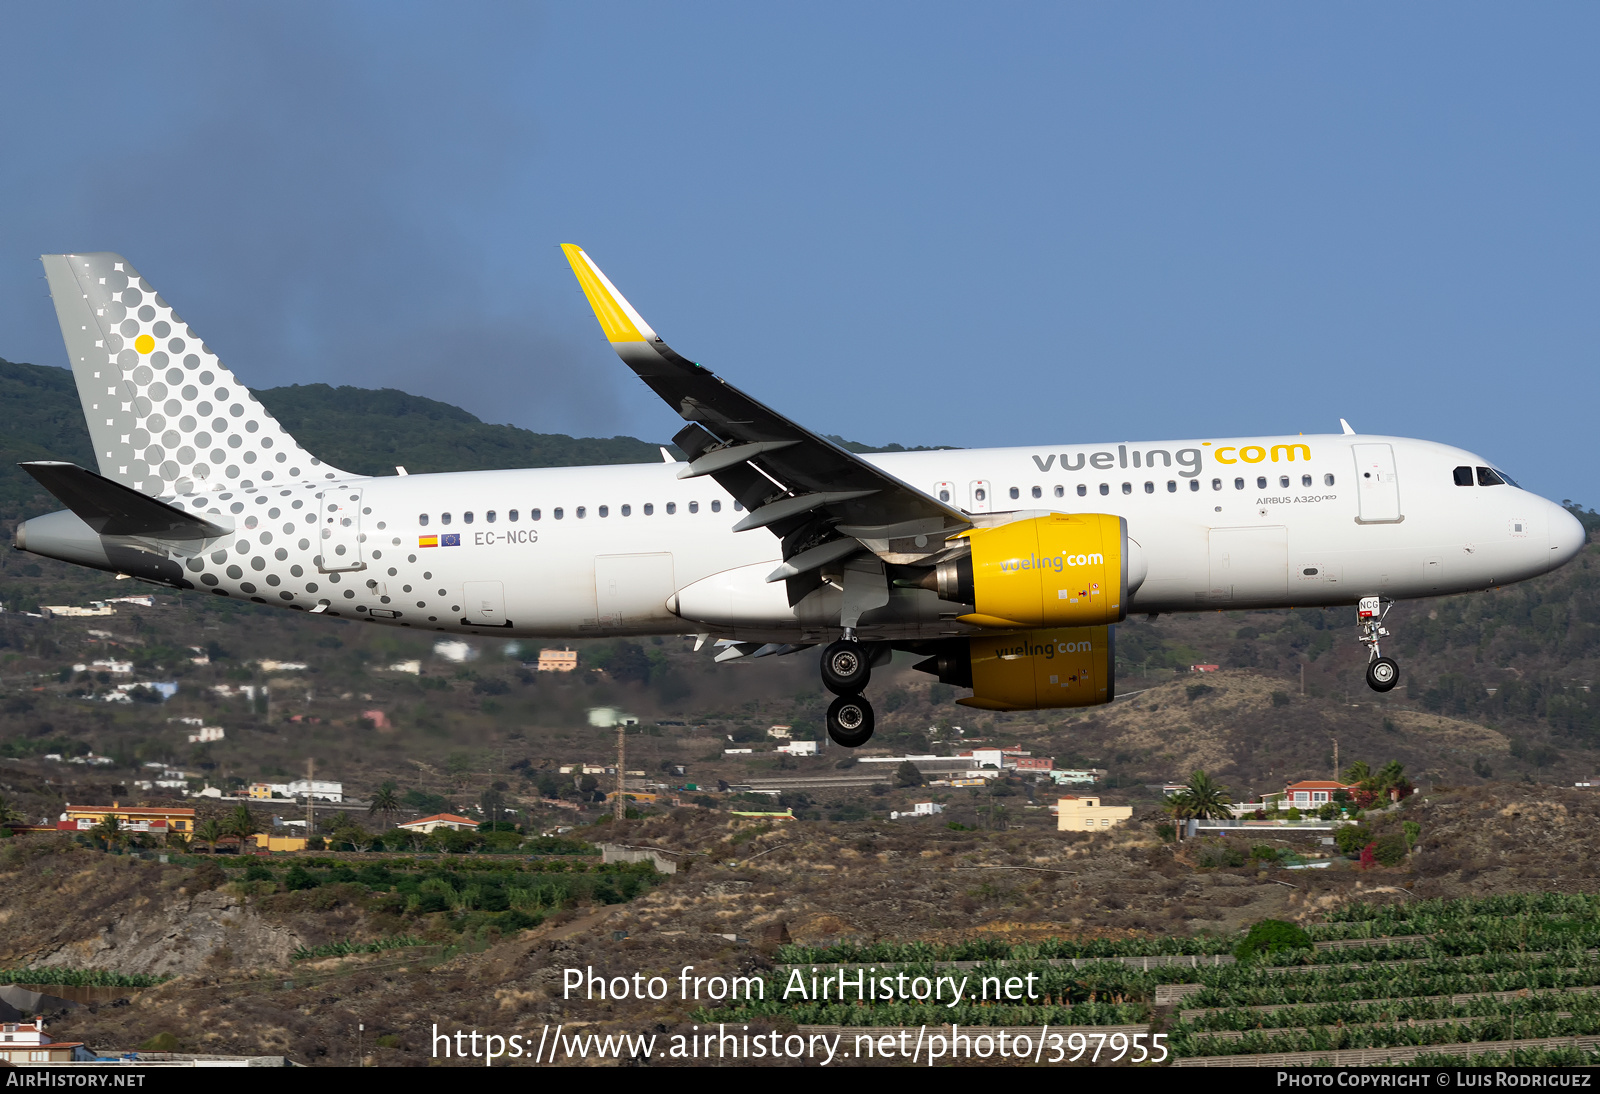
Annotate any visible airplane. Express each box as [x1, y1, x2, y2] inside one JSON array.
[[13, 249, 1587, 748]]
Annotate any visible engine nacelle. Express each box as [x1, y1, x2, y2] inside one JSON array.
[[914, 625, 1113, 711], [932, 513, 1129, 629]]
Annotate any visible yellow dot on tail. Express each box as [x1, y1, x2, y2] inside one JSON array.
[[134, 334, 155, 354]]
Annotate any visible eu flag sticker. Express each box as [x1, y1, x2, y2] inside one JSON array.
[[441, 533, 461, 547]]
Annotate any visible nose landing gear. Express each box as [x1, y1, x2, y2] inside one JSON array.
[[1358, 595, 1400, 693], [821, 633, 877, 747]]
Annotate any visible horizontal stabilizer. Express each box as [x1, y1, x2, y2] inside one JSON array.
[[20, 462, 229, 540]]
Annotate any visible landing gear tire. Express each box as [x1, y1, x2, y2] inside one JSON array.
[[821, 640, 872, 695], [1366, 656, 1399, 693], [826, 694, 875, 748]]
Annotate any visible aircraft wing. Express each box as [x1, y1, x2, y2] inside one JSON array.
[[561, 246, 970, 580]]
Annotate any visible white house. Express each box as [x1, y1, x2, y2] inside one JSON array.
[[397, 813, 478, 833], [0, 1020, 90, 1063], [433, 640, 478, 663], [776, 740, 818, 756]]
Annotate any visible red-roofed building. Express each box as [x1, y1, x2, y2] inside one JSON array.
[[1284, 781, 1359, 807], [396, 813, 478, 833], [57, 801, 195, 834], [0, 1020, 92, 1063]]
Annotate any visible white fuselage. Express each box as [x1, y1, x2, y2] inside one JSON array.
[[174, 431, 1581, 644]]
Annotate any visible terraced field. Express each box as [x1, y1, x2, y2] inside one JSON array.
[[699, 893, 1600, 1066]]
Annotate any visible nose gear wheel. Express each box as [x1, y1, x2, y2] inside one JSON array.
[[1357, 596, 1400, 693]]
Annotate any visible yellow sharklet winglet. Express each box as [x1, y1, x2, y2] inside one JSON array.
[[560, 244, 654, 344]]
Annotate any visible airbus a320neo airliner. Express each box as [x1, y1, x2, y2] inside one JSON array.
[[14, 249, 1586, 746]]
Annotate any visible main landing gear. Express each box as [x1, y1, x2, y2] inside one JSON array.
[[1358, 595, 1400, 693], [822, 634, 877, 748]]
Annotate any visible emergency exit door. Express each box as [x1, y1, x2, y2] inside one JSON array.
[[1353, 443, 1403, 523]]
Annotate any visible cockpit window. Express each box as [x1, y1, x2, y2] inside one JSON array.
[[1494, 468, 1519, 487], [1453, 466, 1474, 487], [1476, 466, 1505, 487]]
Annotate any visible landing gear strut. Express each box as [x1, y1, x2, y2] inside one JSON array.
[[1358, 595, 1400, 693], [820, 633, 876, 747]]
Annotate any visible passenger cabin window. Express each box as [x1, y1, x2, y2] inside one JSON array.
[[598, 505, 609, 517], [1256, 476, 1267, 489], [1122, 482, 1132, 494], [1009, 487, 1019, 500], [576, 506, 586, 518], [486, 511, 497, 523], [1054, 485, 1064, 498], [1477, 466, 1505, 487], [1189, 480, 1199, 491], [1166, 480, 1176, 492], [1143, 481, 1154, 493], [1302, 474, 1313, 487], [1076, 484, 1086, 497], [1212, 478, 1222, 491], [1031, 485, 1042, 499], [938, 488, 951, 502], [441, 512, 452, 525], [666, 502, 677, 514], [418, 513, 429, 526], [1099, 483, 1109, 496], [508, 509, 518, 522], [689, 501, 699, 513], [464, 512, 475, 524], [1324, 473, 1336, 486], [1279, 476, 1289, 488], [1234, 478, 1245, 490], [553, 508, 563, 519], [621, 504, 631, 516], [643, 503, 654, 515], [531, 508, 541, 521], [1453, 466, 1474, 486], [711, 499, 721, 512]]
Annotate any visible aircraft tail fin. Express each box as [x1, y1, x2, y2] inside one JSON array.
[[39, 253, 349, 498]]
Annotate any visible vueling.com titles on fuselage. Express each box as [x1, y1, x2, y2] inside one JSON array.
[[1029, 442, 1313, 476]]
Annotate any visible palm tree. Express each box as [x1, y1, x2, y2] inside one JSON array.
[[1168, 770, 1233, 840], [1342, 760, 1372, 784], [91, 813, 126, 851], [225, 805, 260, 851], [369, 782, 401, 828], [194, 818, 223, 854], [0, 795, 23, 829]]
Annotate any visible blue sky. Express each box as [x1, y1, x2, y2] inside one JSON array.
[[1, 3, 1597, 504]]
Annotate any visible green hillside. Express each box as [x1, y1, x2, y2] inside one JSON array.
[[0, 358, 949, 523], [0, 359, 676, 523]]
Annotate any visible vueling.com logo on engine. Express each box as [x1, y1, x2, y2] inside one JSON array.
[[999, 551, 1104, 574]]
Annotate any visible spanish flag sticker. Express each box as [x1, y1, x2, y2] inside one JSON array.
[[419, 535, 439, 548]]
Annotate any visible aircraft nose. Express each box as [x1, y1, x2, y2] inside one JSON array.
[[1550, 502, 1587, 567]]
